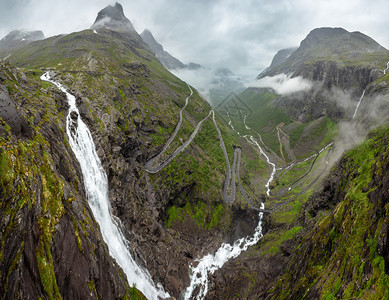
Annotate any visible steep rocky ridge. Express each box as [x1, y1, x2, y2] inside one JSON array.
[[140, 29, 186, 70], [257, 47, 297, 79], [0, 61, 144, 299], [261, 27, 388, 77]]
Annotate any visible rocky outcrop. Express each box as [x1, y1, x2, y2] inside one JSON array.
[[260, 27, 388, 78], [271, 60, 378, 122], [255, 27, 389, 123]]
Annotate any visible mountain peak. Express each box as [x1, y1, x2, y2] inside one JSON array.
[[1, 30, 44, 42], [258, 27, 388, 78], [91, 2, 135, 32], [0, 29, 45, 51], [297, 27, 386, 56], [140, 29, 164, 53]]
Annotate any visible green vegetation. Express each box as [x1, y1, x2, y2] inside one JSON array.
[[0, 135, 64, 299], [127, 283, 147, 300], [273, 127, 389, 298], [166, 201, 231, 231], [263, 226, 302, 255]]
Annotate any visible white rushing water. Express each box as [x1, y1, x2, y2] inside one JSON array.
[[246, 136, 276, 196], [184, 115, 276, 299], [384, 61, 389, 75], [352, 89, 365, 119], [41, 72, 169, 300], [184, 203, 265, 299]]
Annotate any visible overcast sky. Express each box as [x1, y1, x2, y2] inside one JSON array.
[[1, 0, 389, 79]]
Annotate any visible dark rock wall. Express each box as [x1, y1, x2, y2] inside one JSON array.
[[0, 62, 133, 299]]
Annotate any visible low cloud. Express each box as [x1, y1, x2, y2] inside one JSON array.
[[172, 67, 245, 105], [325, 88, 389, 166], [247, 73, 313, 95], [172, 67, 218, 101]]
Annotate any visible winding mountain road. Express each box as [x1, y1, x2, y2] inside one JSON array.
[[145, 110, 212, 173], [211, 111, 236, 203], [272, 145, 333, 212], [145, 86, 270, 212]]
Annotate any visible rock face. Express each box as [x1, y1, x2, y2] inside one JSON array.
[[0, 30, 44, 51], [140, 29, 186, 69], [140, 29, 202, 71], [0, 62, 141, 298], [260, 27, 388, 78], [91, 2, 136, 32]]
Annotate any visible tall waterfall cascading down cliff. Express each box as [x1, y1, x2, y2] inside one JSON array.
[[41, 72, 169, 300]]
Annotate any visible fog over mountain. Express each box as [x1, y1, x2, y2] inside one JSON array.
[[1, 0, 389, 80]]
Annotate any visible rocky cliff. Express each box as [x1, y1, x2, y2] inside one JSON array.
[[255, 27, 389, 123], [0, 61, 145, 299]]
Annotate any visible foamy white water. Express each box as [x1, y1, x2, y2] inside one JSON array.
[[247, 136, 276, 196], [184, 114, 276, 299], [184, 203, 265, 299], [384, 61, 389, 74], [352, 89, 365, 119], [41, 72, 169, 300]]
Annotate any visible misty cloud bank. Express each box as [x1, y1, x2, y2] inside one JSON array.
[[325, 88, 389, 167], [172, 67, 244, 104], [247, 73, 313, 95], [172, 68, 217, 100]]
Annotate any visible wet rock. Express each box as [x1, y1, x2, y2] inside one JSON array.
[[0, 85, 32, 138]]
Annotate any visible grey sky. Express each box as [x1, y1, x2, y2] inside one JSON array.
[[1, 0, 389, 79]]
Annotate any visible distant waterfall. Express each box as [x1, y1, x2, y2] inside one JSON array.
[[353, 89, 365, 119], [41, 72, 169, 300]]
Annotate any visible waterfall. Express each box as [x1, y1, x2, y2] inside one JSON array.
[[352, 89, 365, 119], [41, 72, 169, 300], [183, 203, 265, 300]]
